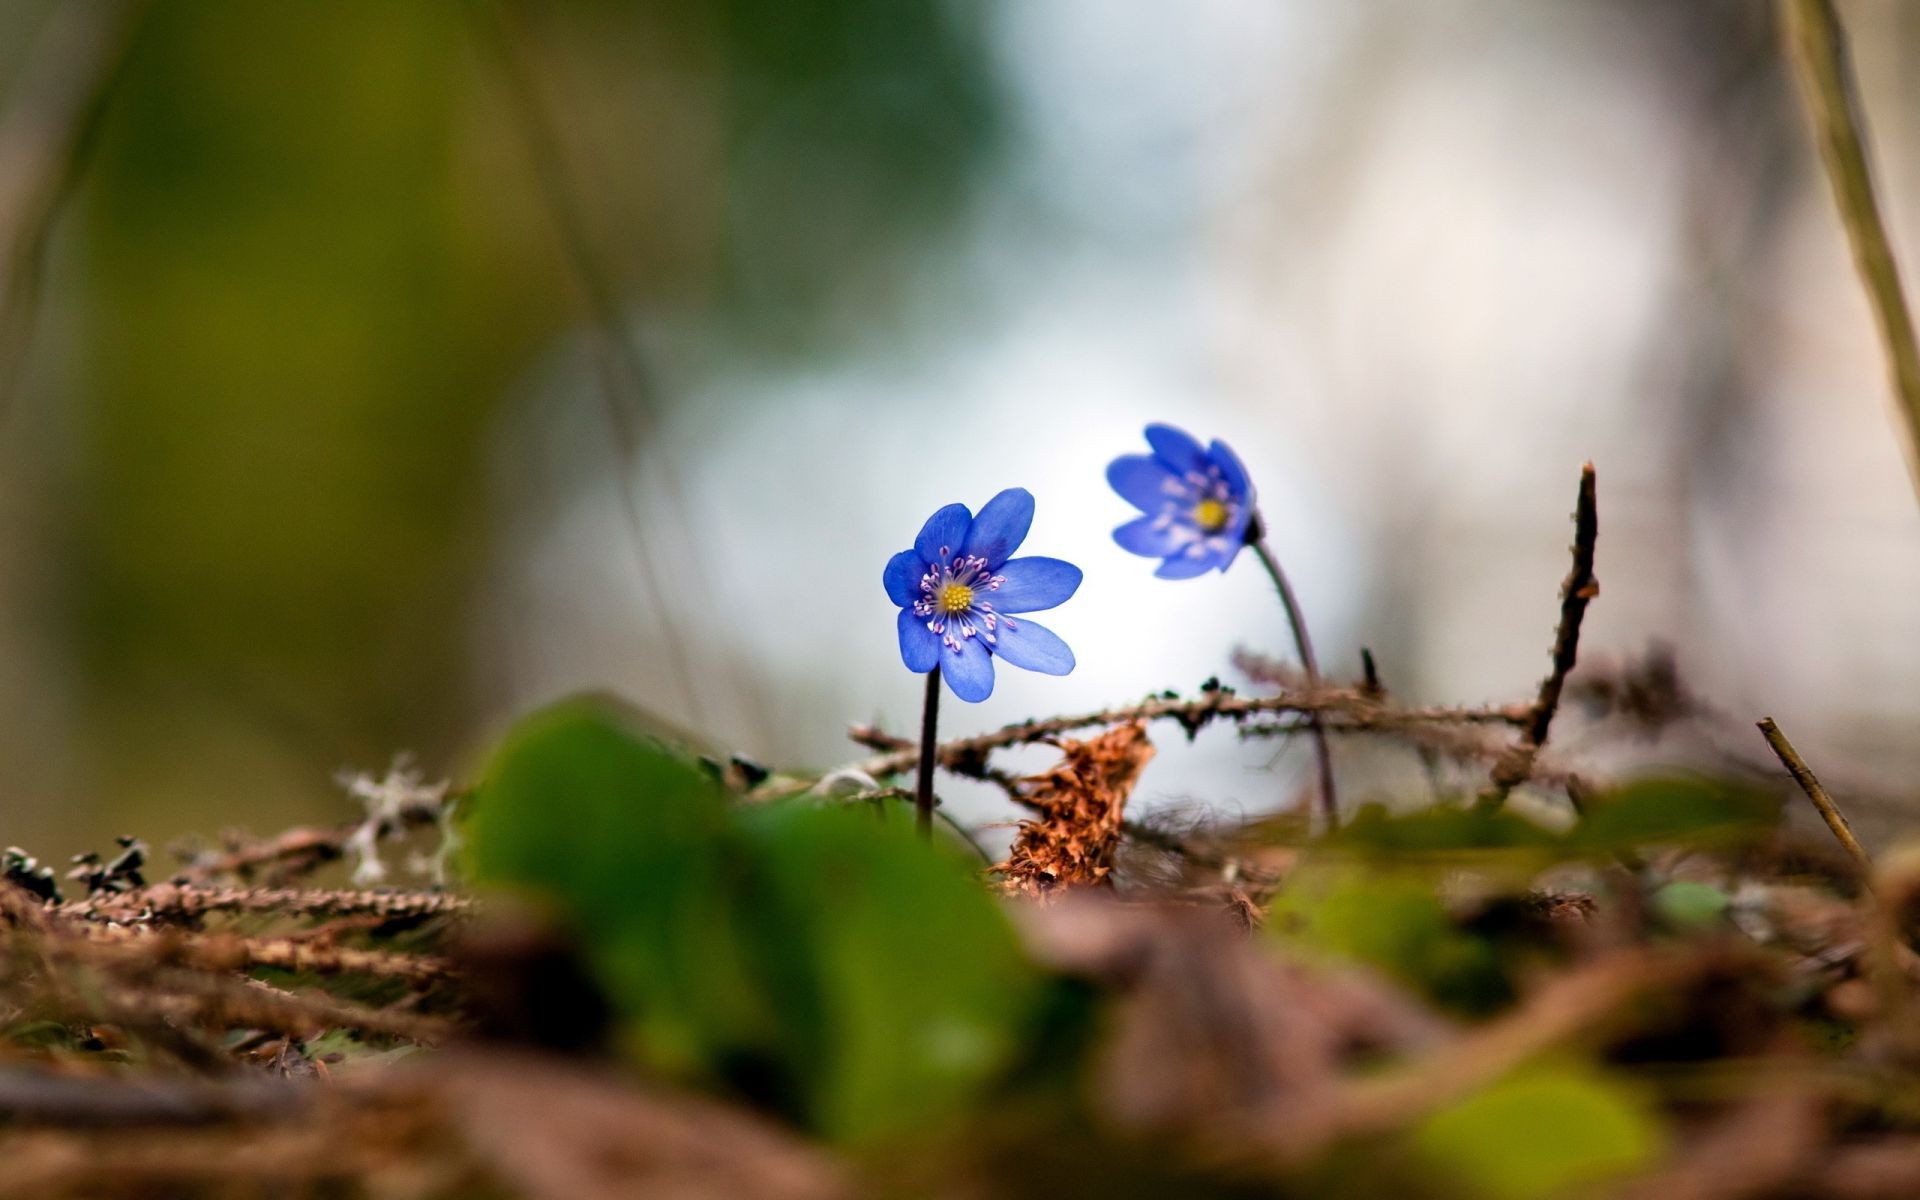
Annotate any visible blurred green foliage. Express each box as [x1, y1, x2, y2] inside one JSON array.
[[466, 697, 1049, 1146], [77, 2, 537, 786], [1411, 1063, 1665, 1200], [1269, 865, 1515, 1015], [1271, 774, 1778, 1015], [11, 0, 1003, 844], [1568, 776, 1781, 853]]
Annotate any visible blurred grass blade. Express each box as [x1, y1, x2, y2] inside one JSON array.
[[1782, 0, 1920, 508]]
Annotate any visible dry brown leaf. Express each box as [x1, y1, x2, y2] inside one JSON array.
[[994, 724, 1155, 900]]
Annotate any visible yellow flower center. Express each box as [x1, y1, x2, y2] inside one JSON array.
[[938, 582, 975, 614], [1193, 498, 1230, 534]]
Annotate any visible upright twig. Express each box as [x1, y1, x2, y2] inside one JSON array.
[[1247, 526, 1339, 830], [1781, 0, 1920, 506], [1757, 716, 1872, 872], [1478, 464, 1599, 812]]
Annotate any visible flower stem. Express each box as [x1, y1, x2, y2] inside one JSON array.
[[1247, 518, 1339, 830], [915, 667, 942, 838]]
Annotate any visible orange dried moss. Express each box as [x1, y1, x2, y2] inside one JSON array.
[[995, 724, 1155, 900]]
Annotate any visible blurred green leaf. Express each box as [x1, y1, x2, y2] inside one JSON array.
[[1327, 804, 1561, 856], [1413, 1064, 1664, 1200], [739, 801, 1047, 1144], [1570, 777, 1779, 854], [468, 697, 1049, 1146], [466, 697, 780, 1080], [1268, 867, 1511, 1014], [1650, 881, 1732, 930]]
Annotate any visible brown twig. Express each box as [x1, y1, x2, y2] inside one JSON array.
[[1477, 463, 1599, 812], [64, 884, 472, 925], [6, 925, 455, 1046], [72, 925, 458, 985], [845, 722, 1240, 870], [174, 795, 452, 886], [1781, 0, 1920, 506], [120, 973, 453, 1044], [1242, 945, 1737, 1168], [1757, 717, 1872, 872], [847, 689, 1529, 785]]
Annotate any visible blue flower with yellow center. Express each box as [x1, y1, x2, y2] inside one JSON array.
[[1107, 423, 1255, 578], [883, 488, 1082, 702]]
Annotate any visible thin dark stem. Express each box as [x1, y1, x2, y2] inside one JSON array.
[[1476, 463, 1598, 812], [1247, 520, 1339, 830], [916, 668, 942, 838]]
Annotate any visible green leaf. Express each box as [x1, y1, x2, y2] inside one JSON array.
[[1414, 1064, 1664, 1200], [1570, 776, 1779, 853], [467, 697, 1050, 1146], [1267, 866, 1512, 1014], [738, 802, 1047, 1144], [1327, 804, 1562, 855], [1650, 881, 1731, 930], [465, 697, 781, 1080]]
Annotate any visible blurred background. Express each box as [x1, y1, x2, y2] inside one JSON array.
[[5, 0, 1920, 859]]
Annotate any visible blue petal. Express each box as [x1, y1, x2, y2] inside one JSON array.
[[940, 635, 995, 702], [1107, 455, 1181, 512], [914, 503, 972, 564], [962, 487, 1034, 567], [1209, 438, 1254, 503], [993, 617, 1074, 676], [1221, 505, 1255, 554], [992, 557, 1081, 613], [1154, 548, 1217, 580], [897, 609, 940, 672], [883, 549, 925, 607], [1213, 534, 1249, 572], [1145, 423, 1207, 472], [1113, 515, 1182, 559]]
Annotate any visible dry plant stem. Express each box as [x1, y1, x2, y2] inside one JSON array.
[[1247, 529, 1338, 831], [916, 667, 942, 838], [178, 795, 452, 885], [12, 929, 454, 1044], [65, 885, 471, 924], [845, 726, 1250, 872], [1248, 946, 1732, 1168], [1477, 463, 1599, 812], [122, 973, 453, 1044], [1782, 0, 1920, 504], [847, 691, 1528, 783], [1757, 717, 1872, 872], [72, 925, 458, 985]]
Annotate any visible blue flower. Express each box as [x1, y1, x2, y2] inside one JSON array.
[[883, 488, 1082, 702], [1107, 423, 1256, 578]]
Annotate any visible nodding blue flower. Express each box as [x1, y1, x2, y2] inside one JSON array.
[[1107, 423, 1256, 578], [883, 488, 1082, 702]]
